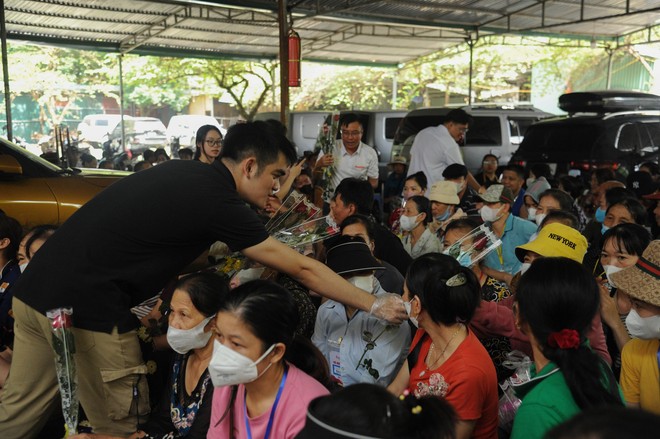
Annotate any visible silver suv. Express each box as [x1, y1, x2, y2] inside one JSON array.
[[390, 104, 552, 173]]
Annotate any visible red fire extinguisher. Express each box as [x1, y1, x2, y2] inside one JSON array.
[[288, 29, 301, 87]]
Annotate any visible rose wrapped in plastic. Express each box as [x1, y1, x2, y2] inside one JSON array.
[[46, 307, 79, 436]]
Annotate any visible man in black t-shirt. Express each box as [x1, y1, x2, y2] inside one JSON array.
[[0, 122, 406, 438]]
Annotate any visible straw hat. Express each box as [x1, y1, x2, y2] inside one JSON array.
[[610, 240, 660, 307], [388, 155, 407, 167]]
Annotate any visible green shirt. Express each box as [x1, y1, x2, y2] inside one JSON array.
[[510, 362, 578, 439]]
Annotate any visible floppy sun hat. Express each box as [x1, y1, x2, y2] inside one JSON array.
[[429, 181, 460, 205], [515, 222, 588, 263], [610, 240, 660, 307]]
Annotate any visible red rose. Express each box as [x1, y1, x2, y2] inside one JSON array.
[[52, 312, 72, 329], [547, 329, 580, 349]]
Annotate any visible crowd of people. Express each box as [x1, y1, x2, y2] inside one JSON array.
[[0, 112, 659, 439]]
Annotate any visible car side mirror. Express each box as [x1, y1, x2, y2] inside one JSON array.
[[0, 154, 23, 175]]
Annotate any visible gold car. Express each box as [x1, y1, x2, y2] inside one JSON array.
[[0, 139, 129, 228]]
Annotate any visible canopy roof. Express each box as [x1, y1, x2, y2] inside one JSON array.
[[4, 0, 660, 66]]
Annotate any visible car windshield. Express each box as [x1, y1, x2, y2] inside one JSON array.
[[133, 120, 166, 133]]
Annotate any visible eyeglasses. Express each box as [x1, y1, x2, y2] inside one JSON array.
[[340, 130, 363, 137], [205, 139, 223, 147]]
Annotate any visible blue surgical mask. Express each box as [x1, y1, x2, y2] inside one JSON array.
[[601, 224, 610, 235], [595, 207, 606, 223], [457, 252, 472, 268], [435, 208, 451, 222]]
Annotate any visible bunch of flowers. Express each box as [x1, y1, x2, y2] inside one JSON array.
[[46, 307, 78, 436], [212, 190, 339, 277], [313, 111, 341, 203]]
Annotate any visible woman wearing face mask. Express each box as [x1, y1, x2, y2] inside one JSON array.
[[194, 125, 223, 164], [138, 273, 229, 439], [208, 280, 330, 439], [388, 253, 499, 439], [389, 171, 427, 232], [611, 240, 660, 414], [598, 223, 651, 378], [400, 196, 442, 259], [510, 258, 623, 439]]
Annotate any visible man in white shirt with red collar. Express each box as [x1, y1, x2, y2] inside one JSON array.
[[316, 113, 379, 204]]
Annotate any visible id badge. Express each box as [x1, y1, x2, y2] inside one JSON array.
[[328, 338, 343, 385]]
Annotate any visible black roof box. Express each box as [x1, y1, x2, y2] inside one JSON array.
[[559, 91, 660, 113]]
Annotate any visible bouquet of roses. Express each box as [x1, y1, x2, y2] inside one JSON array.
[[313, 111, 341, 205], [46, 307, 78, 436], [272, 215, 340, 250], [265, 190, 321, 235]]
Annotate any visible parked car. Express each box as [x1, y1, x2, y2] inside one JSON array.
[[390, 104, 553, 173], [0, 137, 129, 228], [77, 114, 126, 148], [108, 117, 167, 155], [166, 115, 226, 154], [510, 91, 660, 177]]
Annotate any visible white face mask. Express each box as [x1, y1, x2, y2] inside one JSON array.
[[455, 181, 466, 193], [403, 300, 418, 328], [527, 207, 537, 222], [399, 214, 420, 232], [208, 340, 276, 387], [480, 205, 502, 223], [166, 315, 214, 354], [19, 262, 28, 273], [519, 262, 532, 276], [348, 274, 374, 293], [625, 308, 660, 340], [535, 212, 546, 226], [603, 265, 625, 287]]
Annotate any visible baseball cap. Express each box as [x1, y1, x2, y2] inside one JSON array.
[[515, 222, 588, 263], [626, 171, 657, 199], [477, 184, 514, 205], [525, 177, 551, 203], [429, 181, 460, 205]]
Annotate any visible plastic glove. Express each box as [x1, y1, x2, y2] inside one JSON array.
[[370, 293, 407, 324]]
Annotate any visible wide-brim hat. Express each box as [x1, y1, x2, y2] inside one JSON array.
[[610, 240, 660, 307], [326, 236, 384, 275], [429, 181, 460, 205], [515, 222, 588, 263], [477, 184, 514, 205], [388, 155, 407, 167]]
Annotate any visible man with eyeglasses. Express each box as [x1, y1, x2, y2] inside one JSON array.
[[407, 108, 473, 193], [315, 113, 379, 207]]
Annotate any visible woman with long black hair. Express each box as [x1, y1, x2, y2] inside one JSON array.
[[511, 257, 623, 439]]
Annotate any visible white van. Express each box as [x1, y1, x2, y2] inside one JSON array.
[[391, 105, 553, 173]]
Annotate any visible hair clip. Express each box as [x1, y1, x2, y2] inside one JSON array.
[[411, 405, 422, 415], [446, 273, 467, 287]]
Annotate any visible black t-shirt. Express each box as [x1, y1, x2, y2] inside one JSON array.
[[14, 160, 268, 333]]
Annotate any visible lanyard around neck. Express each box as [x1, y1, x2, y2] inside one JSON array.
[[244, 365, 288, 439]]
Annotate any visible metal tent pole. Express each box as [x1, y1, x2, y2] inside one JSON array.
[[1, 0, 12, 142], [278, 0, 289, 125]]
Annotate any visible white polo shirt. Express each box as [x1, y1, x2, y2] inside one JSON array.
[[318, 140, 379, 202]]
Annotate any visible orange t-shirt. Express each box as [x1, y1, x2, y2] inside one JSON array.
[[408, 328, 499, 439]]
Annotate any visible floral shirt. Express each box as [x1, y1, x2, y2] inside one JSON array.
[[142, 354, 213, 439]]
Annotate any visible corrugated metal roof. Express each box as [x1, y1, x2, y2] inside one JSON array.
[[3, 1, 660, 66]]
